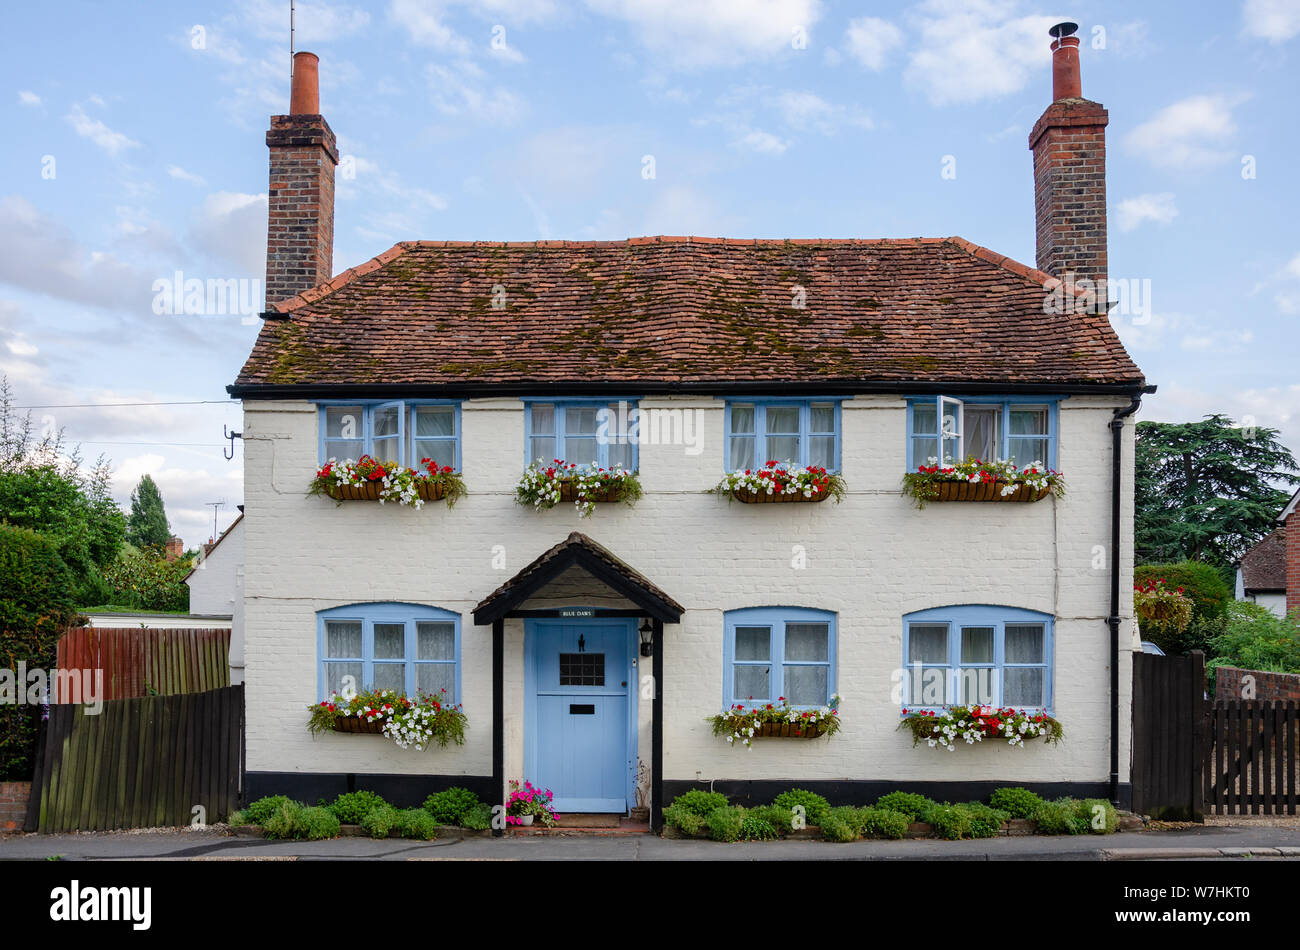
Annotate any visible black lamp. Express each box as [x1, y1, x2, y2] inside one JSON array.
[[639, 619, 654, 657]]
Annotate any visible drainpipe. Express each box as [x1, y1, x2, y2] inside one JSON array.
[[1108, 386, 1155, 805]]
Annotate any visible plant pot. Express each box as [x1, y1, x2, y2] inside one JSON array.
[[325, 480, 446, 502], [629, 806, 650, 822], [755, 721, 823, 739], [331, 716, 387, 735], [731, 487, 830, 504], [932, 481, 1049, 503], [515, 813, 534, 826], [558, 482, 624, 504]]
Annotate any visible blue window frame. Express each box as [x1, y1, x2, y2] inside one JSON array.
[[317, 603, 461, 704], [724, 399, 843, 472], [905, 396, 1059, 469], [317, 401, 461, 470], [523, 399, 639, 470], [722, 607, 837, 709], [901, 605, 1054, 713]]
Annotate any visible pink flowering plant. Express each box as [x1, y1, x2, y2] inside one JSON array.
[[712, 461, 846, 503], [899, 705, 1063, 751], [709, 695, 842, 748], [514, 459, 642, 517], [309, 455, 467, 509], [506, 779, 559, 826]]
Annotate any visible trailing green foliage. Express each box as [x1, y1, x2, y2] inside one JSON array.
[[327, 790, 386, 824], [423, 786, 481, 825], [360, 803, 402, 839], [669, 789, 728, 817], [1134, 561, 1231, 621], [857, 806, 909, 840], [397, 808, 438, 840], [874, 791, 936, 821], [771, 788, 831, 827], [988, 787, 1044, 820], [705, 806, 746, 843]]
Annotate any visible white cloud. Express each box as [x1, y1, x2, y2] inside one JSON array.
[[388, 0, 471, 52], [1144, 381, 1300, 460], [17, 90, 41, 107], [1286, 251, 1300, 279], [735, 128, 790, 155], [770, 90, 873, 132], [903, 1, 1056, 106], [66, 104, 139, 156], [238, 0, 371, 43], [189, 192, 268, 275], [167, 165, 207, 186], [583, 0, 824, 68], [1242, 0, 1300, 43], [1126, 94, 1246, 170], [1116, 193, 1179, 232], [642, 184, 742, 235], [425, 61, 525, 124], [844, 16, 903, 71]]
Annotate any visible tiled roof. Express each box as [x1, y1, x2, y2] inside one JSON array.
[[1240, 528, 1286, 592], [232, 236, 1145, 392]]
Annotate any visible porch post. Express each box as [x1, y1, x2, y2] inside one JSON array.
[[651, 618, 664, 833], [492, 617, 504, 838]]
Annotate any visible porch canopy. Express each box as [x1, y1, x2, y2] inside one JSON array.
[[472, 531, 682, 833], [472, 531, 683, 625]]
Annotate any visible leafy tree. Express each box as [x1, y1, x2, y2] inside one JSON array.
[[126, 474, 170, 550], [1134, 414, 1299, 570], [103, 546, 191, 612], [0, 377, 126, 603]]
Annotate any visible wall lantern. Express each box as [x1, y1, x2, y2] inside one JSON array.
[[639, 619, 654, 657]]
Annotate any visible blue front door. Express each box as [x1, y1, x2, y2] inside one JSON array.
[[526, 619, 634, 813]]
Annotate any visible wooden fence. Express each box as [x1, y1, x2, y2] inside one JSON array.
[[26, 685, 244, 832], [56, 627, 230, 701], [1203, 701, 1299, 815]]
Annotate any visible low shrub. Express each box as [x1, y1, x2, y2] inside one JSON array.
[[423, 786, 481, 825], [875, 791, 935, 821], [771, 788, 831, 827], [922, 803, 971, 840], [705, 806, 746, 843], [988, 786, 1043, 820], [960, 803, 1009, 839], [747, 804, 794, 835], [261, 801, 304, 839], [857, 806, 909, 840], [238, 795, 295, 827], [739, 813, 777, 841], [670, 789, 728, 817], [820, 806, 862, 843], [328, 790, 386, 824], [1032, 798, 1090, 836], [663, 802, 705, 836], [398, 808, 438, 840], [1079, 798, 1119, 835], [361, 803, 401, 839], [461, 802, 494, 831], [297, 806, 341, 841]]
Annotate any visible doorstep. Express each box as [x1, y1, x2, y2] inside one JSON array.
[[510, 815, 650, 836]]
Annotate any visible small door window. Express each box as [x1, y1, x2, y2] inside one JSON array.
[[559, 652, 605, 686]]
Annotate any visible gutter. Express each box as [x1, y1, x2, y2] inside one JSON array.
[[1108, 384, 1156, 805]]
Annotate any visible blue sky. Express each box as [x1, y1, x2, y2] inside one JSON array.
[[1, 0, 1297, 547]]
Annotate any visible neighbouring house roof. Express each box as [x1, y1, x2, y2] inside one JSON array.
[[472, 531, 684, 625], [1239, 527, 1287, 593], [230, 236, 1146, 396], [1280, 487, 1300, 522], [182, 513, 244, 584]]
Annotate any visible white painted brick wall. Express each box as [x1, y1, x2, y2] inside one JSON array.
[[241, 394, 1138, 787]]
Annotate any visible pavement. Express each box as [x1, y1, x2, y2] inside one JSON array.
[[3, 823, 1300, 860]]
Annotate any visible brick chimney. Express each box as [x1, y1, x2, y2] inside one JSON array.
[[1029, 23, 1108, 309], [165, 536, 184, 562], [1286, 500, 1300, 618], [265, 51, 338, 308]]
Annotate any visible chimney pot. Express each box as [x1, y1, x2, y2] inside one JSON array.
[[1049, 22, 1082, 100], [290, 51, 320, 114]]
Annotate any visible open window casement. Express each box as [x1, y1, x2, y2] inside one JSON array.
[[371, 401, 405, 464], [938, 396, 963, 464]]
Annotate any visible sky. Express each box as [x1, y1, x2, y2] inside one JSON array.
[[1, 0, 1298, 548]]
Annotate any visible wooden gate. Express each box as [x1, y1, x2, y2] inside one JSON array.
[[26, 685, 245, 832], [1130, 651, 1207, 820], [1203, 700, 1298, 815]]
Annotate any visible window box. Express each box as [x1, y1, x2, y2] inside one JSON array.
[[902, 459, 1063, 508], [753, 721, 825, 738], [899, 705, 1063, 750], [330, 715, 387, 735], [713, 463, 846, 505], [308, 688, 468, 750], [310, 457, 467, 509], [515, 460, 642, 517], [709, 698, 840, 748]]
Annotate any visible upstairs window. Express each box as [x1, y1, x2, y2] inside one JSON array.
[[723, 607, 837, 709], [725, 400, 841, 472], [525, 400, 638, 469], [908, 397, 1056, 468], [901, 605, 1053, 712], [319, 402, 460, 469]]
